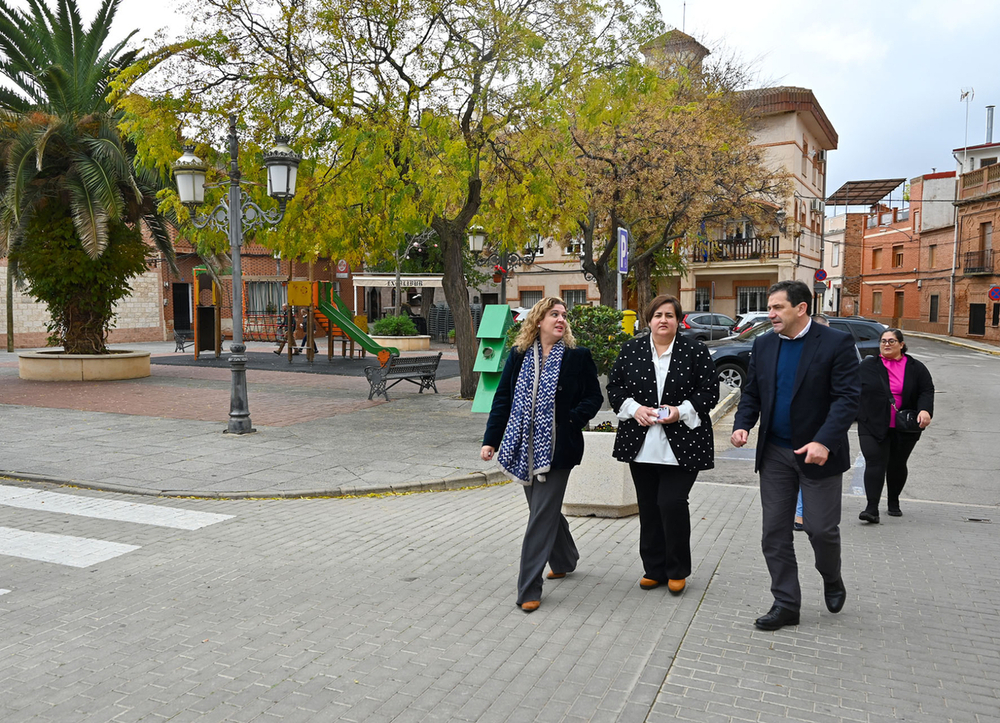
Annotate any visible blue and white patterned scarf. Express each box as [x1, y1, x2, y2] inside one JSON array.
[[497, 340, 564, 486]]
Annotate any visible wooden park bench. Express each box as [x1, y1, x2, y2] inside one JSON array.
[[173, 329, 194, 352], [365, 352, 443, 401]]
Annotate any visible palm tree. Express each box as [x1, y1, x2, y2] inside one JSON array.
[[0, 0, 174, 353]]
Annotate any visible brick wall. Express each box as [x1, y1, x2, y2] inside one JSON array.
[[0, 262, 165, 347]]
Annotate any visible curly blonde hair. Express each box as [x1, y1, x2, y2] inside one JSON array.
[[513, 297, 577, 352]]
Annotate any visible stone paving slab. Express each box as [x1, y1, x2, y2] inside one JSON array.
[[648, 491, 1000, 723], [0, 344, 486, 496], [0, 479, 996, 722]]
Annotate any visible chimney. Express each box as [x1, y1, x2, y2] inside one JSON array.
[[987, 105, 995, 144]]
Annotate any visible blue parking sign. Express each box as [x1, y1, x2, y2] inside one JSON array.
[[618, 228, 629, 274]]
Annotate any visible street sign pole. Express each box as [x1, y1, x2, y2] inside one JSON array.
[[617, 227, 629, 312]]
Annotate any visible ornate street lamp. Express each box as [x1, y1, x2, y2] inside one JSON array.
[[172, 114, 300, 434], [775, 208, 787, 234], [468, 230, 536, 305]]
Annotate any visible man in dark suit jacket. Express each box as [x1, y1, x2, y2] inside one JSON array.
[[731, 280, 860, 630]]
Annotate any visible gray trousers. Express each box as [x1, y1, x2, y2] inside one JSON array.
[[517, 468, 578, 604], [760, 444, 843, 611]]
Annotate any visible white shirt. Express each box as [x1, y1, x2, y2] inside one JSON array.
[[778, 319, 811, 341], [616, 336, 701, 465]]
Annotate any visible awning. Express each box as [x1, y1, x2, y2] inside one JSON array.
[[826, 178, 906, 206], [352, 274, 444, 288]]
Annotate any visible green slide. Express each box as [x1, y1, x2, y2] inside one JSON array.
[[316, 283, 399, 357]]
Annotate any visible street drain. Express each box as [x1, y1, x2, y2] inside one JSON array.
[[966, 518, 992, 523]]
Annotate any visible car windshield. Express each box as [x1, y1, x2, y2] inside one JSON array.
[[737, 321, 774, 340]]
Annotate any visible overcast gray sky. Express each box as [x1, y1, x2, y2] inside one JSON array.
[[94, 0, 1000, 201], [658, 0, 1000, 198]]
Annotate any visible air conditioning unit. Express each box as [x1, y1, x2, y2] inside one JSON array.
[[810, 199, 823, 212], [817, 150, 827, 162]]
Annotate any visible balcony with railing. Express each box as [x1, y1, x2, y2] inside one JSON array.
[[963, 249, 994, 274], [690, 235, 780, 263], [959, 163, 1000, 201]]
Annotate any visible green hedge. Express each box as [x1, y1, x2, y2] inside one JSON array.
[[372, 314, 419, 336], [504, 305, 630, 376]]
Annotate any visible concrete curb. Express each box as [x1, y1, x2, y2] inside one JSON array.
[[1, 468, 511, 500], [2, 391, 742, 501], [711, 386, 741, 426], [903, 331, 1000, 357]]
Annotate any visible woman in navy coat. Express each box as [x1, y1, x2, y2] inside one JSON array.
[[482, 297, 602, 612]]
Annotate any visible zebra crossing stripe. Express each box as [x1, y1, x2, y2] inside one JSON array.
[[0, 526, 140, 568], [0, 486, 233, 530]]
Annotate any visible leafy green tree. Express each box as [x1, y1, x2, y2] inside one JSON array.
[[0, 0, 174, 353], [120, 0, 662, 397], [16, 203, 148, 348], [564, 48, 788, 313]]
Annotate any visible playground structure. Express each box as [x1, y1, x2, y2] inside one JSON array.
[[190, 272, 399, 364]]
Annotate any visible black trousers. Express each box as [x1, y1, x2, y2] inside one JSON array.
[[628, 462, 698, 581], [859, 430, 920, 510]]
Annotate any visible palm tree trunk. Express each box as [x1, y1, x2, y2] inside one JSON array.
[[62, 302, 108, 354]]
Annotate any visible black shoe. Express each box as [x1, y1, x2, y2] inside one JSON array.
[[858, 509, 879, 524], [824, 577, 847, 613], [754, 605, 800, 630], [793, 522, 804, 531], [887, 504, 902, 517]]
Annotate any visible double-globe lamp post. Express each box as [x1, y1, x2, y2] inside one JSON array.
[[172, 114, 300, 435]]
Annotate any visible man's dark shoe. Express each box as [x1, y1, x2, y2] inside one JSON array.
[[887, 504, 902, 517], [824, 577, 847, 613], [793, 521, 804, 531], [858, 509, 879, 524], [754, 605, 800, 630]]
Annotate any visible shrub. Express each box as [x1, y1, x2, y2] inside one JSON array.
[[505, 320, 521, 350], [372, 314, 419, 336], [503, 305, 629, 376], [568, 305, 631, 376]]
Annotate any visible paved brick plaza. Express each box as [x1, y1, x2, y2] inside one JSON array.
[[0, 336, 997, 721]]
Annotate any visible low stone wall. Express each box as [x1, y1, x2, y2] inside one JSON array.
[[562, 431, 637, 518], [18, 350, 151, 381], [370, 335, 431, 352]]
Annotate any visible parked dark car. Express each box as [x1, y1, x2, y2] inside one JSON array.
[[705, 316, 881, 388], [678, 312, 737, 341]]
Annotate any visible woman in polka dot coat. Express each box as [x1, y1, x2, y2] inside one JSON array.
[[607, 294, 718, 595]]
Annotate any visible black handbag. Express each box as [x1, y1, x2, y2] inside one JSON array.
[[891, 399, 921, 433]]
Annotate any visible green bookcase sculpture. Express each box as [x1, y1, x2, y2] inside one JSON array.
[[471, 305, 514, 413]]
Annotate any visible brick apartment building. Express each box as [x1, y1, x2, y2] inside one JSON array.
[[952, 153, 1000, 342], [820, 212, 865, 317]]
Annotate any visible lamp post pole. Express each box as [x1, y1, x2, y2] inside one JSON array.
[[174, 114, 300, 435], [225, 116, 252, 434]]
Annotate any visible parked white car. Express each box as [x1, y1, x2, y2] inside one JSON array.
[[731, 311, 770, 335]]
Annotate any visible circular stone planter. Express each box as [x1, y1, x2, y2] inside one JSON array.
[[18, 350, 151, 381], [369, 335, 431, 352]]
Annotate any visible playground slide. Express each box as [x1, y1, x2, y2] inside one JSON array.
[[316, 296, 399, 357]]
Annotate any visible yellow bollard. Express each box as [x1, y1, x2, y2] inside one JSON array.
[[622, 309, 636, 336]]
